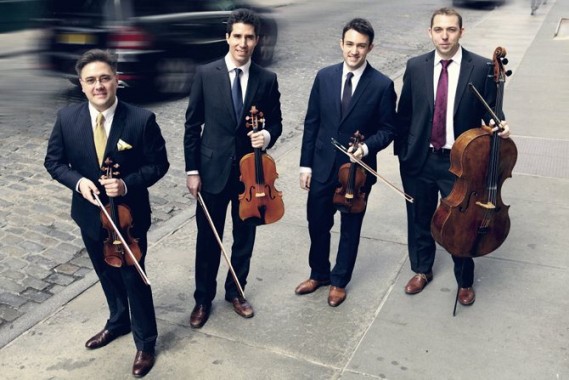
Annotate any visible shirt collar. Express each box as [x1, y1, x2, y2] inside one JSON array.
[[225, 53, 252, 75], [88, 97, 118, 122], [435, 46, 463, 66], [342, 60, 367, 79]]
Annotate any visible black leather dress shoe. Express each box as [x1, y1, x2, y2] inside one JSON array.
[[229, 297, 254, 318], [85, 329, 129, 349], [132, 350, 155, 377], [190, 304, 211, 329]]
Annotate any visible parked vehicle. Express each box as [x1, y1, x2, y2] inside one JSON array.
[[453, 0, 506, 6], [39, 0, 278, 96]]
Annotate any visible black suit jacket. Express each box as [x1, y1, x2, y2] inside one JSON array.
[[184, 58, 282, 194], [300, 62, 397, 186], [395, 48, 499, 175], [44, 101, 169, 240]]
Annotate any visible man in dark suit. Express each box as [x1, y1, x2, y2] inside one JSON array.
[[184, 9, 282, 328], [395, 8, 510, 305], [44, 49, 169, 377], [295, 18, 397, 307]]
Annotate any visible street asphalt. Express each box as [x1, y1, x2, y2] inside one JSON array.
[[0, 0, 568, 379]]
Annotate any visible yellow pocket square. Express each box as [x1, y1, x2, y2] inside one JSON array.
[[117, 139, 132, 151]]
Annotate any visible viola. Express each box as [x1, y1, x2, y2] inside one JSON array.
[[238, 106, 284, 225], [100, 158, 142, 267], [333, 131, 367, 213], [431, 46, 518, 257]]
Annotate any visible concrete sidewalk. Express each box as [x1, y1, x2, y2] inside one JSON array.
[[1, 0, 568, 379]]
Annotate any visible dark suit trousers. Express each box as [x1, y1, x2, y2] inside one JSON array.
[[306, 175, 369, 288], [400, 152, 474, 287], [81, 230, 157, 353], [194, 166, 256, 305]]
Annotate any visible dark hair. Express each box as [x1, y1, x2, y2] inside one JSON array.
[[342, 18, 375, 45], [75, 49, 118, 77], [226, 8, 261, 36], [430, 8, 463, 29]]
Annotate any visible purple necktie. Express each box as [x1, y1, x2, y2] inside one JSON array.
[[431, 59, 452, 149]]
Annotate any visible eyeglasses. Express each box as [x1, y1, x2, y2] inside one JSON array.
[[81, 75, 114, 86]]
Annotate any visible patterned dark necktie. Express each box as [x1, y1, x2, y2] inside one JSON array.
[[341, 72, 354, 117], [232, 68, 243, 120], [431, 59, 452, 149]]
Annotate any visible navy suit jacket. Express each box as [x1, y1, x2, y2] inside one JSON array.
[[395, 48, 499, 175], [44, 101, 169, 240], [300, 62, 397, 186], [184, 58, 282, 194]]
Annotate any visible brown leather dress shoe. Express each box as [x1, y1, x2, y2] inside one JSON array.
[[132, 350, 155, 377], [189, 304, 211, 329], [328, 286, 346, 307], [458, 287, 476, 306], [230, 297, 254, 318], [85, 329, 128, 349], [404, 273, 433, 295], [295, 278, 331, 295]]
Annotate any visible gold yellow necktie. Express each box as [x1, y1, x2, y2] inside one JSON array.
[[94, 112, 107, 166]]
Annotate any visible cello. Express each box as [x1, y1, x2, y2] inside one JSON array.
[[431, 46, 518, 258], [238, 106, 284, 225], [333, 131, 367, 213]]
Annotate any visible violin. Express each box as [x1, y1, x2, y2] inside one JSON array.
[[100, 158, 142, 267], [333, 131, 367, 213], [331, 138, 414, 203], [238, 106, 284, 225], [431, 46, 518, 258]]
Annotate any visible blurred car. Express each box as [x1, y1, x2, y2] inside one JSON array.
[[38, 0, 278, 96], [452, 0, 505, 6]]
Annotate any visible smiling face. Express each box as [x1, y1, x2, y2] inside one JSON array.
[[226, 22, 259, 67], [428, 14, 463, 60], [340, 29, 374, 71], [79, 61, 118, 112]]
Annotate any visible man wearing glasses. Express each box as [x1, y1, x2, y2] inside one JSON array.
[[44, 49, 169, 377]]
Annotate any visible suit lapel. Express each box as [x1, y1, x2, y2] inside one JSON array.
[[214, 60, 237, 126], [424, 52, 436, 112], [243, 63, 261, 123], [77, 103, 102, 170], [455, 49, 474, 115], [332, 64, 343, 122], [105, 101, 126, 162], [343, 63, 372, 120]]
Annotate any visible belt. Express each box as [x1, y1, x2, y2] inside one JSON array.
[[429, 147, 451, 155]]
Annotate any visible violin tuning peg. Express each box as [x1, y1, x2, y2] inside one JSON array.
[[505, 70, 513, 77], [502, 58, 509, 65]]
